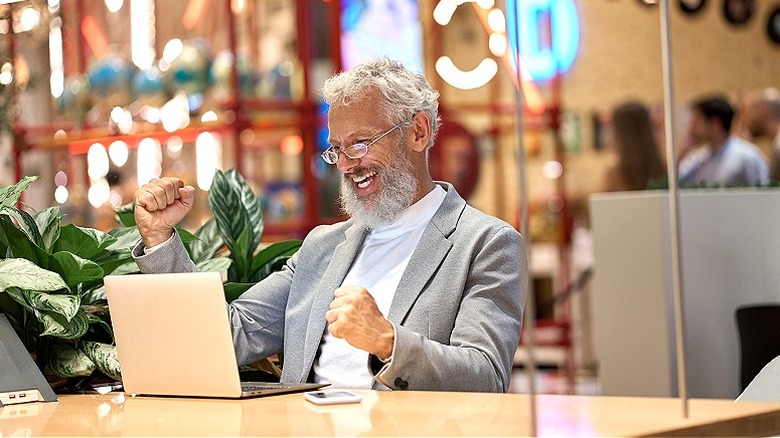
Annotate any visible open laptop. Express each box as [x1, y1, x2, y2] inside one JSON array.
[[0, 314, 57, 406], [104, 272, 328, 398]]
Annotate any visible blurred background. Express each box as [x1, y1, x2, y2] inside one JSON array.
[[3, 0, 780, 397]]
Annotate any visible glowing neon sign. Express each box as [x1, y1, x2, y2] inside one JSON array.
[[434, 0, 580, 86], [506, 0, 580, 81]]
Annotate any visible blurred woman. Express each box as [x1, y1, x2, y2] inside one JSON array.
[[603, 101, 666, 191]]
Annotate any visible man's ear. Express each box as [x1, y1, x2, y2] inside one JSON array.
[[410, 112, 431, 153]]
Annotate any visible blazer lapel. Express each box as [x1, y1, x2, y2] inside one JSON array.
[[388, 183, 465, 323], [300, 222, 367, 380]]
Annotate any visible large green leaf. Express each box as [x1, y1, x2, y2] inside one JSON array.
[[207, 169, 265, 278], [0, 216, 44, 265], [51, 252, 104, 291], [109, 260, 140, 275], [0, 258, 68, 293], [189, 219, 224, 264], [81, 285, 107, 305], [224, 168, 264, 243], [80, 341, 121, 381], [230, 227, 253, 282], [38, 310, 90, 339], [94, 227, 140, 276], [208, 172, 253, 255], [21, 289, 80, 321], [6, 287, 88, 339], [94, 251, 135, 277], [0, 207, 45, 248], [196, 257, 233, 273], [46, 343, 95, 378], [83, 311, 113, 340], [114, 202, 136, 227], [4, 287, 37, 320], [223, 282, 254, 303], [53, 224, 116, 260], [0, 291, 26, 333], [0, 176, 38, 209], [178, 227, 199, 244], [34, 206, 62, 252], [251, 240, 301, 273], [106, 226, 141, 251]]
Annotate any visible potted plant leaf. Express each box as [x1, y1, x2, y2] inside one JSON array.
[[0, 169, 301, 389]]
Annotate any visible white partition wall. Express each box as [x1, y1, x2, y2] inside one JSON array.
[[590, 190, 780, 399]]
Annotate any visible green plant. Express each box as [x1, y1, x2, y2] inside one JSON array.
[[0, 176, 132, 385], [0, 169, 301, 388]]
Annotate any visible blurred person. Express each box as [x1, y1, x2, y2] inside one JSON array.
[[678, 96, 769, 187], [746, 88, 780, 182], [130, 59, 526, 392], [602, 101, 666, 191]]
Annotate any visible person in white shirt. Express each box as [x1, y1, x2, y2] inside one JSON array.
[[131, 58, 526, 392], [679, 96, 769, 187], [746, 88, 780, 182]]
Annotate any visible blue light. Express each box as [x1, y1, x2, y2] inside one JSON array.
[[506, 0, 580, 82]]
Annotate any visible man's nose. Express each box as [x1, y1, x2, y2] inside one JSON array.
[[336, 153, 359, 173]]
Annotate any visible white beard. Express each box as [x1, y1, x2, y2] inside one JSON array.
[[339, 144, 418, 230]]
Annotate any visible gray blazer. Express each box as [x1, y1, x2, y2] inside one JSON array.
[[133, 182, 525, 392]]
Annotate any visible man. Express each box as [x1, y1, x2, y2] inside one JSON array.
[[746, 88, 780, 182], [132, 59, 526, 392], [678, 96, 769, 187]]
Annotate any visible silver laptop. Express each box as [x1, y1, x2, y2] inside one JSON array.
[[104, 272, 328, 398]]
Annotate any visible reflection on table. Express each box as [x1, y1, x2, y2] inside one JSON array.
[[2, 390, 780, 436]]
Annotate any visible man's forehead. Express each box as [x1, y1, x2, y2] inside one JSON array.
[[328, 107, 389, 132]]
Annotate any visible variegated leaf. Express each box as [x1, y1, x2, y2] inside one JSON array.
[[106, 226, 141, 251], [0, 216, 46, 265], [53, 224, 116, 260], [95, 251, 135, 276], [224, 168, 264, 245], [113, 202, 135, 227], [109, 261, 140, 276], [80, 341, 121, 381], [81, 285, 107, 305], [52, 252, 104, 291], [46, 343, 95, 378], [22, 289, 80, 321], [4, 287, 34, 313], [190, 218, 224, 264], [34, 206, 62, 252], [0, 176, 38, 209], [208, 170, 253, 254], [0, 207, 45, 248], [84, 311, 113, 340], [0, 258, 69, 293], [196, 257, 233, 273], [39, 310, 90, 339]]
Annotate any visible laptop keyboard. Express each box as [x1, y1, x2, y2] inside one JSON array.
[[241, 383, 299, 391]]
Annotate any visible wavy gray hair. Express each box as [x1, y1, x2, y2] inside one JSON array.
[[321, 58, 440, 150]]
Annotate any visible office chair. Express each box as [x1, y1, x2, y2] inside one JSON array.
[[737, 356, 780, 402], [735, 304, 780, 391]]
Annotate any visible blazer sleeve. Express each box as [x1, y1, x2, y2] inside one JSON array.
[[132, 230, 197, 273], [371, 226, 525, 392]]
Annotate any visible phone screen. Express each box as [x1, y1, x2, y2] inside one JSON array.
[[304, 390, 362, 404]]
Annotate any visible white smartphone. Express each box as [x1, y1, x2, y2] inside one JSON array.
[[303, 390, 362, 405]]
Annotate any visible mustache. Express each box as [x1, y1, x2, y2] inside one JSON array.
[[343, 165, 380, 179]]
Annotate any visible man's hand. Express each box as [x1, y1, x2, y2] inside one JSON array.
[[134, 177, 196, 248], [325, 286, 394, 360]]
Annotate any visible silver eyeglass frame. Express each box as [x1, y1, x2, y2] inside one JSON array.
[[321, 120, 408, 165]]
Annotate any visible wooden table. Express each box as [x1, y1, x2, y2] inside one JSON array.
[[2, 390, 780, 436]]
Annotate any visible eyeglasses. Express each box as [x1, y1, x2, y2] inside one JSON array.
[[321, 120, 407, 165]]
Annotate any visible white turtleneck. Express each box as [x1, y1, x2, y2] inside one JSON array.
[[313, 185, 446, 388]]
